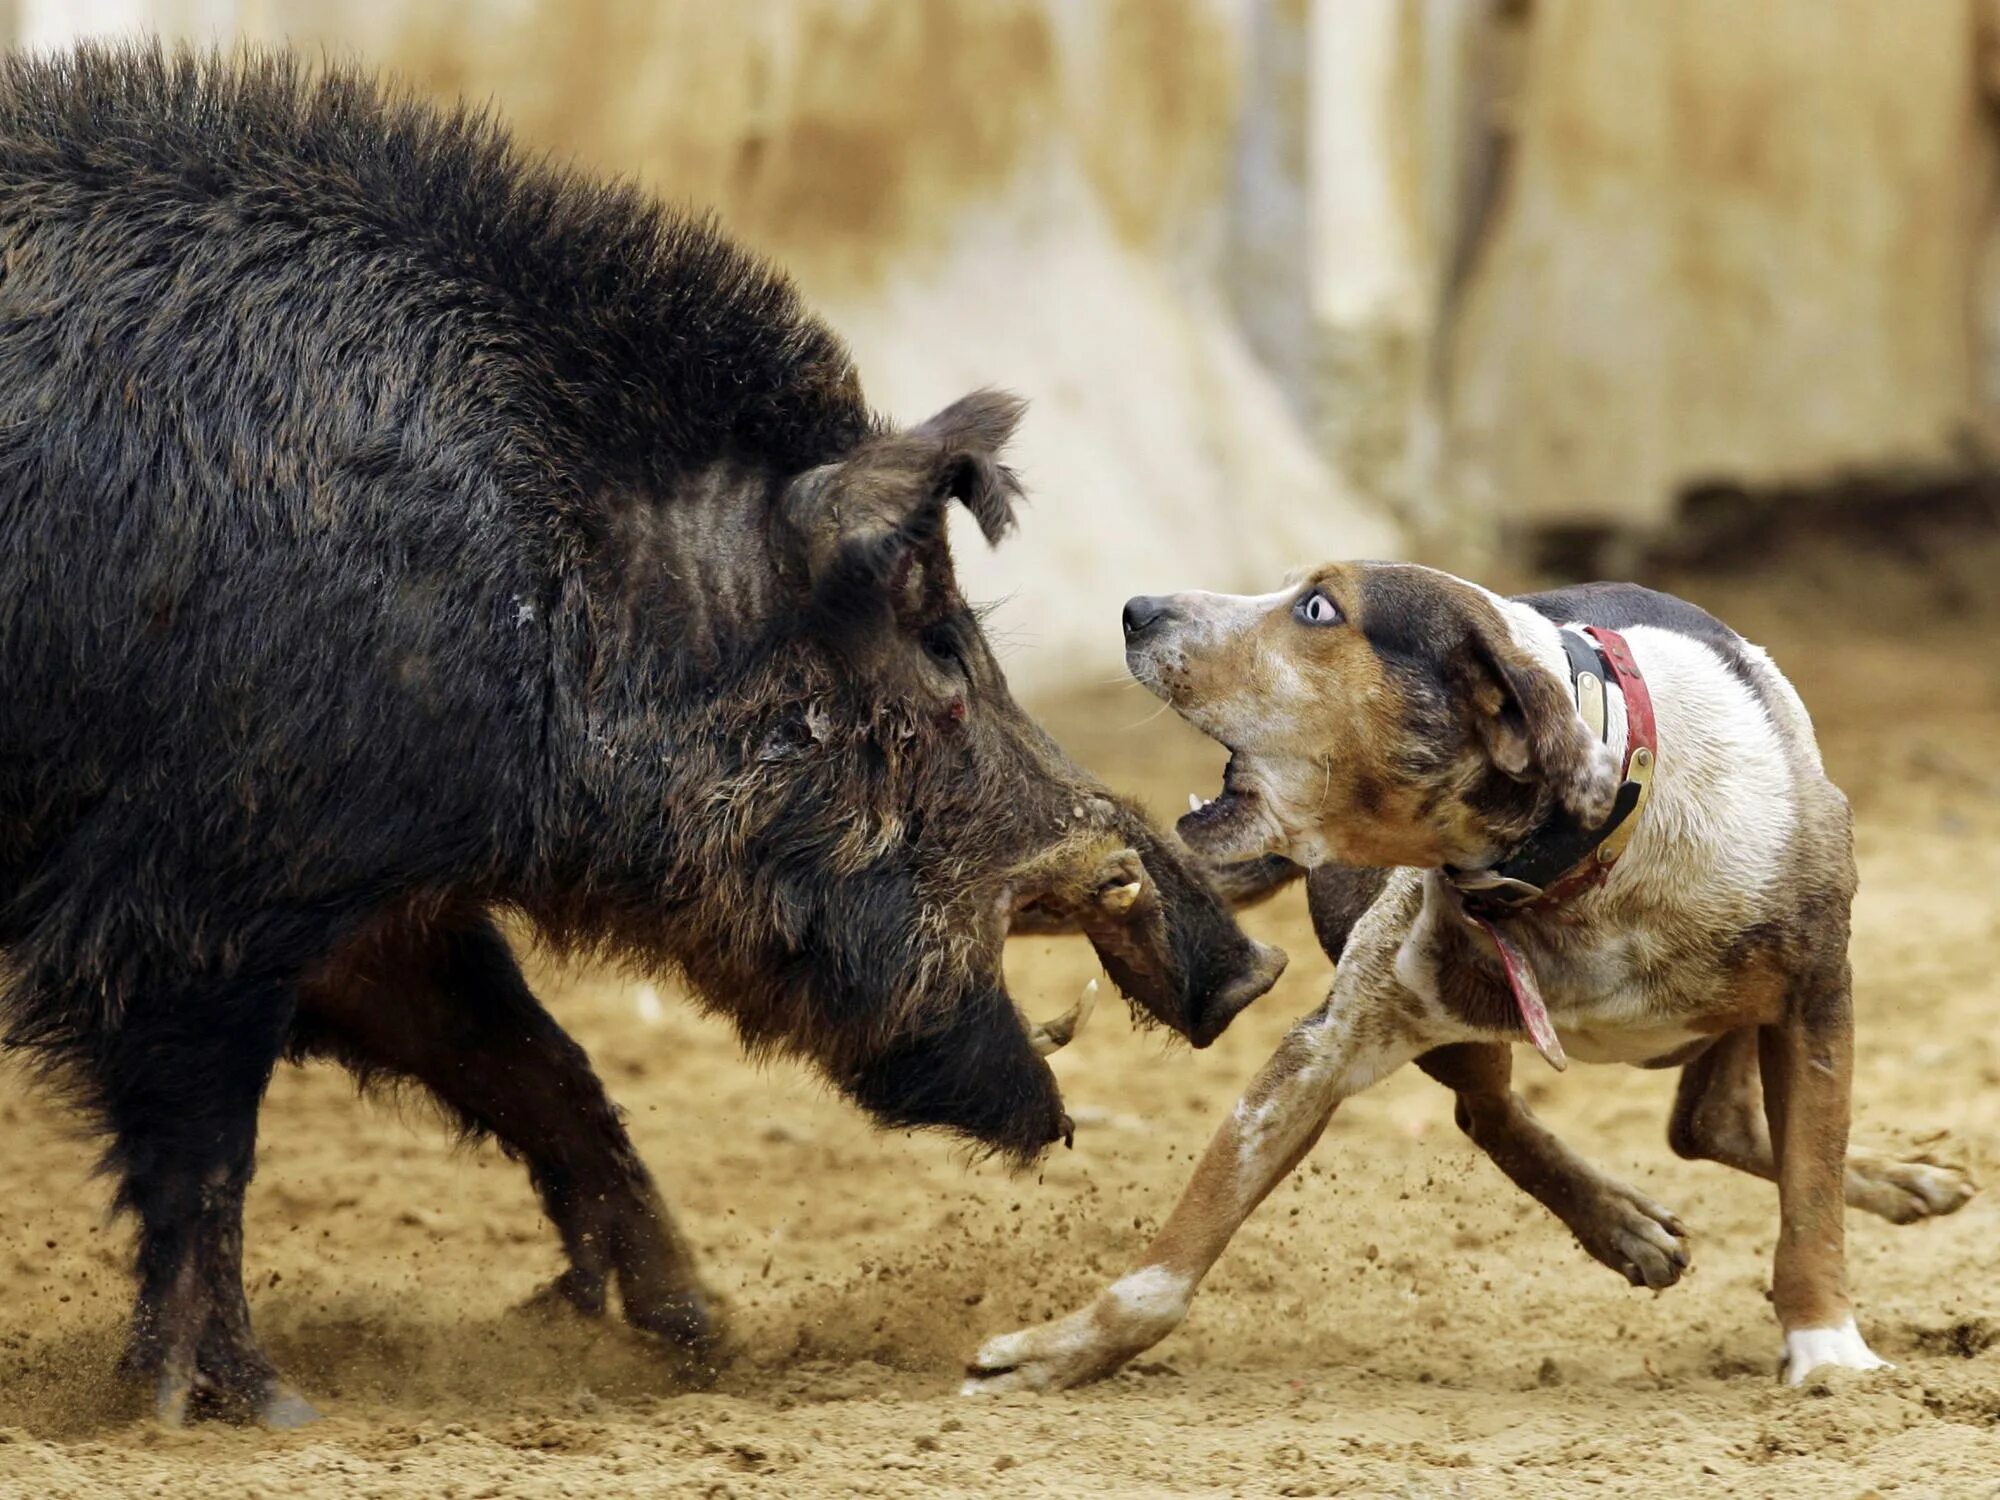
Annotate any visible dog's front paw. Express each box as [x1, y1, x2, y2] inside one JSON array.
[[961, 1311, 1129, 1395], [1565, 1181, 1692, 1290], [961, 1268, 1192, 1395], [1782, 1319, 1891, 1387], [1845, 1152, 1977, 1225]]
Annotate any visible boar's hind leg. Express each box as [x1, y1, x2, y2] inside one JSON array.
[[92, 976, 317, 1428], [290, 912, 717, 1364]]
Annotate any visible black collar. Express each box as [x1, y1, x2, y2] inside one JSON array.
[[1445, 626, 1645, 915]]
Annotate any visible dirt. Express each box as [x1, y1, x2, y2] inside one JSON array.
[[3, 534, 1999, 1498]]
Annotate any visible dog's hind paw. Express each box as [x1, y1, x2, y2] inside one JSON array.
[[1782, 1319, 1891, 1387], [1845, 1152, 1976, 1224]]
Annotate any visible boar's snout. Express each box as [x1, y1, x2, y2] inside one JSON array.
[[842, 984, 1072, 1164], [1111, 816, 1288, 1043], [1189, 936, 1287, 1047]]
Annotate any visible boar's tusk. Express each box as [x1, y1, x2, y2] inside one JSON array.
[[1026, 979, 1099, 1057], [1098, 879, 1145, 918]]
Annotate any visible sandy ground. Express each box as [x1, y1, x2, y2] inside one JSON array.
[[3, 534, 1999, 1498]]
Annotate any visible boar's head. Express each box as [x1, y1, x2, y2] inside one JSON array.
[[573, 392, 1284, 1164]]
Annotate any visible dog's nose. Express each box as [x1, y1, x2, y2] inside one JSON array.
[[1122, 595, 1171, 639]]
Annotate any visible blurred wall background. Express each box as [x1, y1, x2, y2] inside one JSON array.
[[12, 0, 2000, 690]]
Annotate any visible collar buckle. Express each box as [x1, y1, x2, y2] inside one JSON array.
[[1595, 743, 1655, 865]]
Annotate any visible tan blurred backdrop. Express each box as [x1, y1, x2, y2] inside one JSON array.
[[12, 0, 2000, 689]]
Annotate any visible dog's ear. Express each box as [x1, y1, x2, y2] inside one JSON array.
[[1462, 616, 1621, 827]]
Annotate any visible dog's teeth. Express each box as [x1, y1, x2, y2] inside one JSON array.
[[1189, 793, 1204, 813]]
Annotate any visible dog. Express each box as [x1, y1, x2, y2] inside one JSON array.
[[964, 564, 1975, 1393]]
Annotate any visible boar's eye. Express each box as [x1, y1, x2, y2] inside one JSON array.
[[922, 623, 966, 675], [1294, 590, 1343, 627]]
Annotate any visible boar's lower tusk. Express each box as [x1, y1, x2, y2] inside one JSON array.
[[1026, 979, 1099, 1057], [1098, 879, 1144, 918]]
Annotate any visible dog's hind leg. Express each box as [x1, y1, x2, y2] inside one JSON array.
[[1754, 971, 1895, 1384], [1418, 1043, 1691, 1289], [1668, 1028, 1974, 1225]]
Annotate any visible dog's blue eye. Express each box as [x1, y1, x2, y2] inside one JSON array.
[[1294, 590, 1342, 626]]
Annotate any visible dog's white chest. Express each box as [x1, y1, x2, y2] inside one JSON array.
[[1530, 931, 1712, 1063], [1549, 1019, 1704, 1065], [1416, 905, 1709, 1065]]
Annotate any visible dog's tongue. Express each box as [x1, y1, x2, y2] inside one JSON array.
[[1461, 906, 1568, 1072]]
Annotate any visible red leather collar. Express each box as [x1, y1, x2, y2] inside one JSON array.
[[1526, 625, 1657, 908]]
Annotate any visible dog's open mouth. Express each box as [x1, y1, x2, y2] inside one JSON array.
[[1176, 752, 1273, 861]]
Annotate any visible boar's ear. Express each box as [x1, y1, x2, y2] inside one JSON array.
[[781, 389, 1028, 622], [1461, 611, 1621, 827], [909, 388, 1027, 545]]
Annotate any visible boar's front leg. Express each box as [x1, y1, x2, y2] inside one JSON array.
[[290, 912, 718, 1367]]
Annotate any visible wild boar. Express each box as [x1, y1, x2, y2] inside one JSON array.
[[0, 46, 1282, 1425]]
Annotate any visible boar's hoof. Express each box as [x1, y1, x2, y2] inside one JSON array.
[[626, 1288, 725, 1376], [627, 1287, 717, 1346], [150, 1366, 195, 1429], [521, 1265, 611, 1320], [131, 1345, 321, 1429], [256, 1386, 322, 1430]]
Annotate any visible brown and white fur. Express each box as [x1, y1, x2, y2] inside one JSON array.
[[964, 565, 1973, 1394]]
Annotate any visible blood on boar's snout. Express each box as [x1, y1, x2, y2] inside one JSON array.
[[0, 45, 1280, 1423]]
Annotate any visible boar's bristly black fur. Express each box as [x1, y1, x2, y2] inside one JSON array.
[[0, 45, 1279, 1424]]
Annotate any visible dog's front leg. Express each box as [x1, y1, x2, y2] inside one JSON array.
[[962, 994, 1430, 1394], [1419, 1043, 1692, 1289], [1760, 980, 1888, 1385]]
